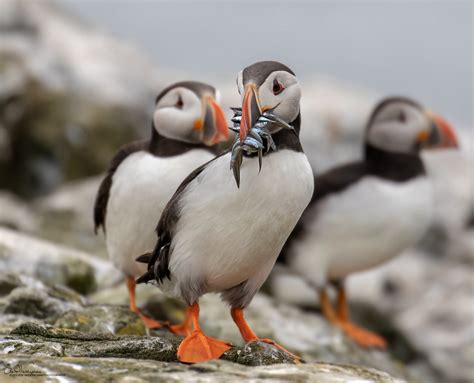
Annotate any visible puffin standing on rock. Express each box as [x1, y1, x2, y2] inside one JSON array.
[[94, 81, 229, 329], [274, 97, 458, 348], [137, 61, 314, 363]]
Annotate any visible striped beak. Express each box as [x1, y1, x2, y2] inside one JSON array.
[[240, 84, 262, 142], [200, 96, 229, 145], [419, 111, 459, 149]]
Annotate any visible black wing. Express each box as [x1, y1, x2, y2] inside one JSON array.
[[278, 161, 367, 265], [311, 161, 367, 204], [136, 151, 229, 284], [93, 140, 149, 234]]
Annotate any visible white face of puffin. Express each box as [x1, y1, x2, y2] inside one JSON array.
[[237, 69, 301, 126], [153, 86, 228, 146], [366, 98, 458, 153]]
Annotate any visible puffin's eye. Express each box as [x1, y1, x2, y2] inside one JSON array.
[[175, 95, 184, 109], [398, 111, 406, 122], [273, 79, 284, 95]]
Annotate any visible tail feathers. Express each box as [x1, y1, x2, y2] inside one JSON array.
[[155, 243, 171, 283], [136, 253, 152, 264], [136, 269, 155, 284], [135, 240, 171, 285]]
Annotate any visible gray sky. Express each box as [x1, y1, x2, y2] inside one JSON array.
[[63, 0, 472, 125]]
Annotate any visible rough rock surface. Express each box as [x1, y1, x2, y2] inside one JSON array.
[[349, 250, 474, 383], [0, 275, 409, 381], [0, 227, 116, 294], [0, 243, 411, 382], [0, 0, 158, 197], [0, 264, 422, 382], [0, 356, 405, 383]]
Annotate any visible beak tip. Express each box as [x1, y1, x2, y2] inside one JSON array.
[[429, 112, 459, 149]]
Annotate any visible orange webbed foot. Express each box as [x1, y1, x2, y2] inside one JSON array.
[[168, 321, 192, 336], [126, 276, 164, 329], [338, 321, 387, 349], [177, 330, 232, 363], [320, 285, 387, 350], [167, 307, 193, 336], [138, 313, 164, 329]]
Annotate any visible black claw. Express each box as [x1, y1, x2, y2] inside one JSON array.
[[258, 148, 263, 172]]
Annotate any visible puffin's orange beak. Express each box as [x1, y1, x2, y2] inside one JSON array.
[[240, 84, 261, 141], [200, 96, 229, 145], [424, 111, 459, 149]]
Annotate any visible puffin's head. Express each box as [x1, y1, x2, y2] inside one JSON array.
[[366, 97, 458, 154], [236, 61, 301, 140], [153, 81, 229, 146]]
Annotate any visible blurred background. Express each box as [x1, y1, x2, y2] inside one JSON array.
[[65, 0, 472, 125], [0, 1, 472, 382]]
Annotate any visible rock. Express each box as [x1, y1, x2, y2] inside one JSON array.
[[33, 176, 106, 255], [0, 356, 405, 383], [0, 323, 405, 382], [92, 283, 421, 380], [348, 250, 474, 383], [0, 0, 158, 197], [0, 273, 84, 332], [90, 286, 435, 381], [198, 293, 422, 381], [0, 260, 419, 382], [0, 227, 117, 293], [7, 322, 179, 361], [421, 148, 474, 261], [54, 305, 146, 336], [0, 191, 38, 232], [4, 322, 294, 365], [222, 341, 296, 366]]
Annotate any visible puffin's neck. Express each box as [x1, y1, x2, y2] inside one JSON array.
[[364, 143, 425, 181], [149, 124, 215, 157], [270, 113, 303, 153]]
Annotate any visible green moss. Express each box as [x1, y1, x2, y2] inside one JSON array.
[[116, 318, 146, 336], [62, 259, 97, 295]]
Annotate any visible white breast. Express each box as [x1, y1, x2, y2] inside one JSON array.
[[168, 150, 314, 296], [289, 176, 433, 286], [105, 149, 214, 277]]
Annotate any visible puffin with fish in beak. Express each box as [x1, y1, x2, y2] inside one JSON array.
[[137, 61, 314, 363], [94, 81, 229, 330], [272, 97, 458, 348]]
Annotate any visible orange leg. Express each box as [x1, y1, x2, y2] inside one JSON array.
[[319, 286, 386, 349], [177, 302, 232, 363], [126, 276, 163, 329], [230, 307, 301, 362], [168, 306, 193, 336]]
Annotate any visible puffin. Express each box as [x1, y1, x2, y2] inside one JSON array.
[[94, 81, 229, 329], [275, 97, 458, 348], [136, 61, 314, 363]]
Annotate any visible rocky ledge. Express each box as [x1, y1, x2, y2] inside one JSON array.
[[0, 259, 425, 383]]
